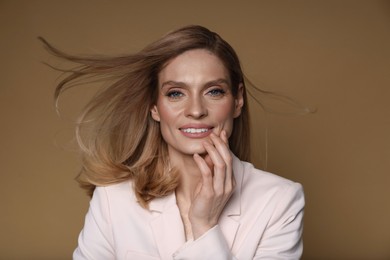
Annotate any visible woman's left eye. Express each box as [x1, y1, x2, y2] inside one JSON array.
[[207, 88, 225, 97]]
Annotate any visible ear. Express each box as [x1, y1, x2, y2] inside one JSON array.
[[150, 105, 161, 122], [233, 83, 244, 118]]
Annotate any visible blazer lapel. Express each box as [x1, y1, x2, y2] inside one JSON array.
[[219, 155, 244, 249], [149, 193, 186, 259]]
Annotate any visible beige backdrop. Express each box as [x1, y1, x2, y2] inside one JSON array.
[[1, 1, 389, 259]]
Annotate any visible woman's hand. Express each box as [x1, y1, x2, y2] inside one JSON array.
[[189, 130, 236, 239]]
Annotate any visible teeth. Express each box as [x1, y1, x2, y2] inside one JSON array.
[[182, 128, 209, 133]]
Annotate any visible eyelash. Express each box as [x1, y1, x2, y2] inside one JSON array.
[[165, 88, 226, 99], [207, 88, 226, 97], [166, 90, 184, 99]]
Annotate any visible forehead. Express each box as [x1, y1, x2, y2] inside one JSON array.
[[158, 49, 229, 84]]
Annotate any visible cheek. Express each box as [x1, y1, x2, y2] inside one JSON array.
[[214, 100, 236, 120], [156, 101, 180, 124], [214, 102, 236, 134]]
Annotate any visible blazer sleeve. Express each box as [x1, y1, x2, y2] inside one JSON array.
[[173, 225, 231, 259], [73, 187, 115, 260], [173, 182, 304, 260]]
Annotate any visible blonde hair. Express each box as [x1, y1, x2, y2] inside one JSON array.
[[42, 25, 250, 207]]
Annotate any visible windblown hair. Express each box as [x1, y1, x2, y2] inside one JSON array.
[[42, 25, 250, 208]]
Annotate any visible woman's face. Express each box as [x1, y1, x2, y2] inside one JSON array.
[[151, 49, 243, 156]]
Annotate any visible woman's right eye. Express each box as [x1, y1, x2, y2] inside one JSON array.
[[166, 91, 184, 99]]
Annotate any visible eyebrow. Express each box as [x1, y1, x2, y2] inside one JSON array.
[[161, 79, 230, 89]]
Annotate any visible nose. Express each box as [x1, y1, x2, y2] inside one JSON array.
[[184, 96, 208, 119]]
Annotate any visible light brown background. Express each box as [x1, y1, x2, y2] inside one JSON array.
[[1, 1, 389, 259]]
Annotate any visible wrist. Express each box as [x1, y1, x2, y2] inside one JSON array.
[[191, 221, 216, 240]]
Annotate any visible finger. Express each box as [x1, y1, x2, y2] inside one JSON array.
[[202, 142, 226, 193], [210, 132, 231, 161], [220, 129, 229, 146], [193, 153, 214, 195], [209, 133, 233, 173], [203, 154, 214, 175], [209, 132, 234, 190]]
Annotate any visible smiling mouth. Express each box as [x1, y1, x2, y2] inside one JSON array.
[[181, 128, 210, 133]]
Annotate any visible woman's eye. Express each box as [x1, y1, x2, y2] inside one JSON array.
[[207, 88, 225, 97], [166, 91, 184, 99]]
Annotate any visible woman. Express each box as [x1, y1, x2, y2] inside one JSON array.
[[45, 25, 304, 259]]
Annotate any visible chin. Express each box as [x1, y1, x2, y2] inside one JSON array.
[[184, 144, 207, 156], [190, 148, 207, 156]]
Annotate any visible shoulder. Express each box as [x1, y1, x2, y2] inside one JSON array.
[[93, 180, 136, 201], [91, 180, 147, 215], [235, 156, 302, 193], [246, 161, 301, 191], [232, 156, 304, 213]]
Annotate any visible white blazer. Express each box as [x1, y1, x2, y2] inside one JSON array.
[[74, 155, 304, 259]]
